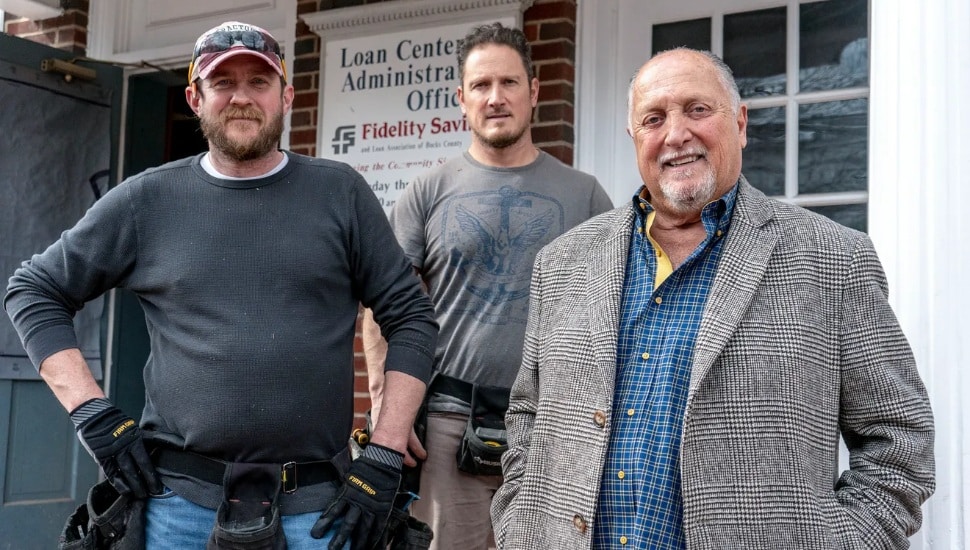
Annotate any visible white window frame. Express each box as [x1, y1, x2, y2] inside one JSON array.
[[576, 0, 869, 214]]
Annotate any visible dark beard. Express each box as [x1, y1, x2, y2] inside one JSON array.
[[200, 107, 284, 162], [474, 126, 528, 149]]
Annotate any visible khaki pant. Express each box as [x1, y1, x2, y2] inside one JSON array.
[[411, 412, 502, 550]]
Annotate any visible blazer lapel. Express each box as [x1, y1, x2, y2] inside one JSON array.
[[585, 207, 635, 397], [689, 181, 779, 398]]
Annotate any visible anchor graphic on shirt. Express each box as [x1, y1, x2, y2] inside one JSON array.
[[450, 186, 554, 308]]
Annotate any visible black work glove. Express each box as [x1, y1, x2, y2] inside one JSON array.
[[311, 443, 403, 550], [70, 398, 162, 499]]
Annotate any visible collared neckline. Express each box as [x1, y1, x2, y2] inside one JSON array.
[[630, 181, 739, 240]]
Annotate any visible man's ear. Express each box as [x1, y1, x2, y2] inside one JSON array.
[[185, 82, 202, 115], [282, 84, 295, 114], [456, 85, 466, 117], [737, 103, 749, 149], [530, 77, 540, 107]]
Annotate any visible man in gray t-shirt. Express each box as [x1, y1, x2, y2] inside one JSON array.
[[363, 22, 612, 550]]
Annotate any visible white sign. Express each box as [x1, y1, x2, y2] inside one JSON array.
[[320, 18, 514, 213]]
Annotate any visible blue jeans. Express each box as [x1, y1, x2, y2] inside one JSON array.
[[145, 487, 348, 549]]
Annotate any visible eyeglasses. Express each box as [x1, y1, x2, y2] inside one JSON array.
[[188, 27, 286, 83], [193, 29, 281, 60]]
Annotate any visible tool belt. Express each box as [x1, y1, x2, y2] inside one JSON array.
[[154, 448, 339, 494], [58, 479, 145, 550], [431, 375, 510, 477], [155, 448, 341, 550]]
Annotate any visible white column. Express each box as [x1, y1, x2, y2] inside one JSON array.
[[869, 1, 970, 547]]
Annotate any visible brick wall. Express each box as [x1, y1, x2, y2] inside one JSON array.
[[3, 0, 89, 55], [289, 0, 326, 157], [524, 0, 578, 165]]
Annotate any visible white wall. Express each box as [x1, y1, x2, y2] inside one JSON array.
[[869, 1, 969, 547]]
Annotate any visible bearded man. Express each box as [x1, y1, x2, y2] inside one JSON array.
[[5, 21, 437, 549]]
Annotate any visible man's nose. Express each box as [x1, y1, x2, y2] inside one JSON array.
[[487, 85, 504, 106], [230, 88, 254, 105], [664, 111, 693, 147]]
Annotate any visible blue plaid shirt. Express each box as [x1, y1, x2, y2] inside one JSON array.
[[592, 184, 737, 549]]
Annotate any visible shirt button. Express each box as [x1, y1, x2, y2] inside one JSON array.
[[627, 408, 635, 416], [617, 470, 625, 479], [654, 296, 663, 305], [573, 514, 587, 533], [716, 229, 724, 237], [641, 351, 650, 360], [620, 536, 629, 544], [593, 410, 607, 428]]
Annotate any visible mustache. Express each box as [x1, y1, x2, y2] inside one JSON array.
[[220, 106, 264, 122]]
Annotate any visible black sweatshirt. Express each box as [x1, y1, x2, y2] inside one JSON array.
[[5, 152, 437, 511]]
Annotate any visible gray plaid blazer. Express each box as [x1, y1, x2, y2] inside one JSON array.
[[491, 179, 934, 549]]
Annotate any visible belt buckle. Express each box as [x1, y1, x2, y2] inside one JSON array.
[[282, 461, 297, 494]]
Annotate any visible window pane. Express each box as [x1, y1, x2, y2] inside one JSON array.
[[807, 204, 867, 233], [652, 18, 711, 54], [743, 106, 785, 196], [798, 99, 868, 195], [800, 0, 868, 92], [725, 7, 787, 98]]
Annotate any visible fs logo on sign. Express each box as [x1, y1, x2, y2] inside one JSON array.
[[332, 125, 356, 154]]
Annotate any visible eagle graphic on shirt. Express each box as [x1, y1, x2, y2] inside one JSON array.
[[445, 186, 559, 315]]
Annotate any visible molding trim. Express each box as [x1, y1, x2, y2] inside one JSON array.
[[867, 3, 967, 548], [575, 0, 621, 201], [87, 0, 293, 70], [0, 0, 60, 21], [304, 0, 534, 40]]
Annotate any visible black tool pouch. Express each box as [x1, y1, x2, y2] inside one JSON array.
[[206, 463, 287, 550], [456, 384, 509, 476], [387, 507, 434, 550], [58, 479, 145, 550]]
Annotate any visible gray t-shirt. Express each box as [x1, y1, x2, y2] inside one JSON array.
[[390, 151, 613, 410]]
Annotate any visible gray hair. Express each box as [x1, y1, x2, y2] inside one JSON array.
[[626, 48, 742, 132]]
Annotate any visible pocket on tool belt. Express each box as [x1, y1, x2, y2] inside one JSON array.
[[207, 463, 286, 550], [387, 507, 434, 550], [456, 384, 509, 477], [58, 479, 145, 550]]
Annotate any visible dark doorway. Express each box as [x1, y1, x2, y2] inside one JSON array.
[[167, 79, 208, 162]]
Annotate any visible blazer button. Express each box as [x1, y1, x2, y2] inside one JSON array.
[[573, 514, 587, 533], [593, 410, 607, 428]]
